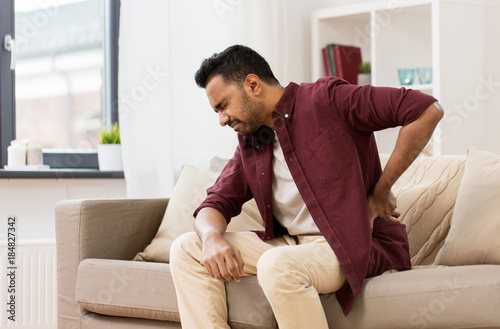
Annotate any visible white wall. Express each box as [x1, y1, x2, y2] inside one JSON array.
[[0, 179, 126, 242], [483, 4, 500, 155], [439, 2, 500, 155]]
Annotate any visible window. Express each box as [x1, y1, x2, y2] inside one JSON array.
[[0, 0, 119, 169]]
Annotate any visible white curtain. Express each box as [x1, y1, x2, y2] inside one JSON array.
[[118, 0, 286, 198]]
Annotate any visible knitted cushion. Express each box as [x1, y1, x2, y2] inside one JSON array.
[[380, 154, 466, 266]]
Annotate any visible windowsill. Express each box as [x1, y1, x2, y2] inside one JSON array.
[[0, 168, 124, 179]]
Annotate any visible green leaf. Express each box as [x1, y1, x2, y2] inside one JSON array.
[[100, 122, 121, 144]]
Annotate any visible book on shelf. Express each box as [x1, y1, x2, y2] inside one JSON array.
[[322, 43, 337, 76], [322, 44, 362, 85], [321, 47, 331, 76]]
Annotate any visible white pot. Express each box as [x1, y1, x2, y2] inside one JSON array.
[[357, 73, 371, 85], [97, 144, 123, 171]]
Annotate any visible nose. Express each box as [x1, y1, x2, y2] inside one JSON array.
[[219, 111, 229, 127]]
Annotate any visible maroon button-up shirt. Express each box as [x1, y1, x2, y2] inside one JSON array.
[[195, 77, 437, 315]]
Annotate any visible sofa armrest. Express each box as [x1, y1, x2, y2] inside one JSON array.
[[56, 198, 168, 261], [55, 198, 168, 329]]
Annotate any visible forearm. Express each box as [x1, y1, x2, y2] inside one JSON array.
[[375, 102, 444, 194], [194, 207, 229, 243], [194, 207, 244, 282]]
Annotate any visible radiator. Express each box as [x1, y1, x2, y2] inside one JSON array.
[[1, 241, 57, 329]]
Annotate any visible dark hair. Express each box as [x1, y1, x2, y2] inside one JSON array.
[[194, 45, 280, 88]]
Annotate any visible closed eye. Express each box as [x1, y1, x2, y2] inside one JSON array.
[[214, 100, 228, 113]]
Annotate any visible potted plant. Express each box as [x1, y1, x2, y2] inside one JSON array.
[[358, 61, 371, 85], [97, 122, 123, 171]]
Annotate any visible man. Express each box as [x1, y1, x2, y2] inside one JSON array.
[[170, 45, 443, 329]]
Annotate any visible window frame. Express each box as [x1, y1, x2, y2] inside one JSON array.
[[0, 0, 120, 171], [0, 0, 15, 168]]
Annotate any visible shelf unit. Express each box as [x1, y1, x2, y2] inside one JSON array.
[[311, 0, 500, 155]]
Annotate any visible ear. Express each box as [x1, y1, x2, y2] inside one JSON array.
[[244, 74, 262, 96]]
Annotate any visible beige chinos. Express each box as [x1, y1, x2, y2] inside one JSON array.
[[170, 231, 346, 329]]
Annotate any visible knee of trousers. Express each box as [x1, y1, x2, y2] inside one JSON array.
[[256, 247, 303, 291], [169, 231, 201, 268]]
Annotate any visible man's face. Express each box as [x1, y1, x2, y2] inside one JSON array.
[[206, 75, 266, 136]]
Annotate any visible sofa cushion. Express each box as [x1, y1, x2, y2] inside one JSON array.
[[435, 148, 500, 266], [76, 259, 180, 322], [76, 258, 278, 328], [209, 156, 230, 172], [380, 154, 466, 265], [324, 265, 500, 329], [133, 165, 264, 263]]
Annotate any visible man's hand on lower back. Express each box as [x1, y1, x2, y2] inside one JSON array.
[[367, 189, 401, 230]]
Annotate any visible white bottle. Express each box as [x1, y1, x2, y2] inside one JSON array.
[[7, 140, 28, 167]]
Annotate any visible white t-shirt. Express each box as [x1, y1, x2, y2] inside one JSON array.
[[272, 135, 321, 235]]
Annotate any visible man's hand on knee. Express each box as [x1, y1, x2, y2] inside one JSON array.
[[201, 232, 245, 283]]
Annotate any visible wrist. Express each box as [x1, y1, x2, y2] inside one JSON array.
[[201, 230, 224, 244], [371, 182, 391, 198]]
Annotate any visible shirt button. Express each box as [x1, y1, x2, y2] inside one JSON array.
[[261, 172, 265, 176], [256, 145, 260, 149], [285, 114, 289, 118], [267, 204, 271, 208], [317, 217, 321, 221]]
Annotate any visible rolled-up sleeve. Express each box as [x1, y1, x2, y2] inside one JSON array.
[[194, 145, 253, 224], [327, 82, 438, 133]]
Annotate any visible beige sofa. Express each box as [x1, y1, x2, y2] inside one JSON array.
[[55, 149, 500, 329]]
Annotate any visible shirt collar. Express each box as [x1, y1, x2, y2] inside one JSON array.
[[243, 126, 275, 150], [272, 82, 299, 123]]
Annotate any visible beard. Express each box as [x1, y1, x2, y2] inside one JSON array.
[[231, 91, 266, 136]]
